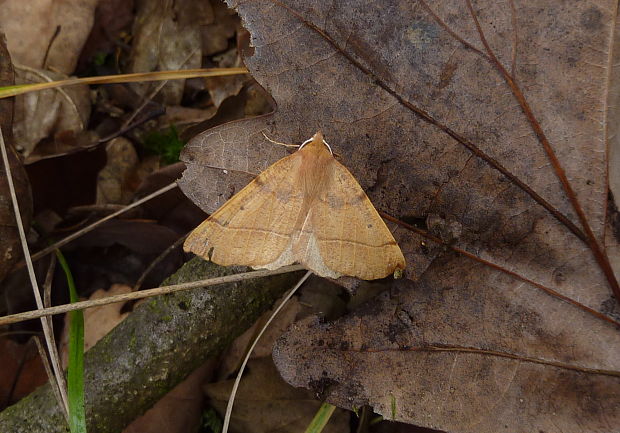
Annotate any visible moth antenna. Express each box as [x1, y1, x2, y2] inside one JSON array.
[[262, 132, 299, 149], [298, 137, 314, 150], [322, 139, 334, 156]]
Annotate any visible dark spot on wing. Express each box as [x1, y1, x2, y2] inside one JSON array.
[[210, 216, 230, 227], [325, 192, 344, 208], [276, 188, 291, 202], [353, 191, 367, 203]]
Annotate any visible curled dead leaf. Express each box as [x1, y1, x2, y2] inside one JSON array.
[[13, 66, 91, 161]]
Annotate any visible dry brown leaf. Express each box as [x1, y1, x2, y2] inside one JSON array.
[[161, 105, 218, 128], [0, 0, 98, 74], [204, 357, 349, 433], [81, 284, 132, 351], [206, 47, 248, 107], [218, 275, 345, 379], [13, 66, 91, 160], [201, 0, 240, 56], [217, 296, 302, 380], [129, 0, 209, 105], [123, 362, 215, 433], [76, 0, 136, 73], [0, 338, 47, 407], [179, 1, 620, 431], [96, 138, 139, 205]]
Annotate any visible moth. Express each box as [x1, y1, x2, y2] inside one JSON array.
[[184, 132, 405, 280]]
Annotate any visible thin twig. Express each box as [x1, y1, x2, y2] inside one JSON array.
[[0, 265, 306, 326], [28, 182, 178, 263], [41, 254, 69, 416], [97, 105, 166, 143], [0, 126, 70, 416], [222, 270, 313, 433], [36, 255, 69, 416], [41, 25, 61, 70], [0, 330, 41, 338], [120, 80, 169, 131], [34, 336, 68, 423], [43, 255, 56, 313], [121, 47, 199, 130], [133, 232, 190, 291]]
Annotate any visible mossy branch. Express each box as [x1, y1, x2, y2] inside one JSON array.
[[0, 258, 303, 433]]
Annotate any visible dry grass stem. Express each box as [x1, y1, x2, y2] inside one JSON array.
[[34, 336, 68, 422], [222, 270, 313, 433], [29, 182, 178, 263], [121, 48, 200, 129], [0, 265, 306, 326], [0, 126, 69, 415], [41, 255, 69, 416], [0, 68, 249, 99]]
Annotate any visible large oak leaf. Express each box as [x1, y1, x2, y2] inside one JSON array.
[[179, 1, 620, 431]]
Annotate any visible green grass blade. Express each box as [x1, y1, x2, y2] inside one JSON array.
[[56, 250, 86, 433], [304, 403, 336, 433]]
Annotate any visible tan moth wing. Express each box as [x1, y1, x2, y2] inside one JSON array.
[[184, 154, 304, 267], [308, 159, 406, 280], [185, 131, 406, 280]]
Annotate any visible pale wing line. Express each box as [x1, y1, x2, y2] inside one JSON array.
[[207, 223, 290, 238], [317, 238, 397, 247], [314, 163, 404, 277], [240, 195, 256, 262], [298, 208, 313, 240], [300, 210, 313, 264], [314, 166, 391, 275], [259, 169, 279, 261]]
